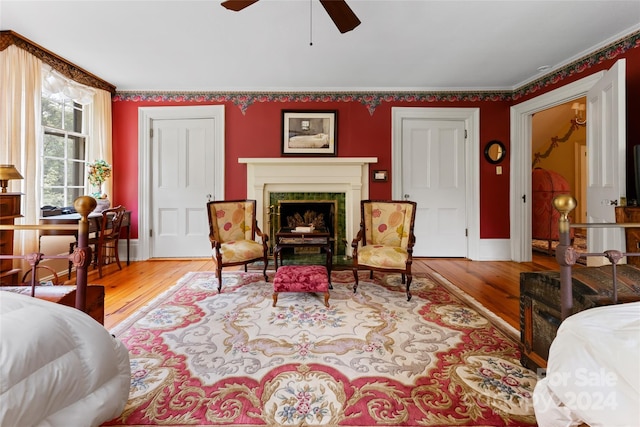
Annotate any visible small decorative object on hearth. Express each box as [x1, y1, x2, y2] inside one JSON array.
[[87, 159, 112, 212]]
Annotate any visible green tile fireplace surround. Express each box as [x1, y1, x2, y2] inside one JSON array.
[[269, 192, 347, 256]]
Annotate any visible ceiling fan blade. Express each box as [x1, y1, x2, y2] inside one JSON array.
[[319, 0, 361, 33], [221, 0, 260, 12]]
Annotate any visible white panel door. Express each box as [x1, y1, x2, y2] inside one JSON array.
[[586, 59, 626, 256], [402, 118, 467, 256], [151, 118, 216, 257]]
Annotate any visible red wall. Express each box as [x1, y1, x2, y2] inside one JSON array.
[[112, 99, 511, 239], [111, 43, 640, 242]]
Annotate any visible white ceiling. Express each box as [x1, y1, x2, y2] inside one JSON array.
[[1, 0, 639, 92]]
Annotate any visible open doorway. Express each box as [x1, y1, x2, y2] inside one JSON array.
[[511, 59, 626, 263], [530, 98, 587, 258]]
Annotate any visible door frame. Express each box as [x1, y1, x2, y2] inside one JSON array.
[[510, 72, 604, 262], [138, 105, 225, 261], [391, 107, 480, 260]]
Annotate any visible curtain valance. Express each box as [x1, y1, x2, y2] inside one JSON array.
[[0, 30, 116, 94]]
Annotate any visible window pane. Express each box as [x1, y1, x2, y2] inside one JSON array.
[[63, 101, 74, 131], [66, 135, 86, 159], [42, 97, 62, 128], [66, 187, 84, 207], [72, 103, 83, 133], [67, 159, 85, 186], [43, 187, 64, 208], [43, 132, 65, 157], [43, 158, 64, 186]]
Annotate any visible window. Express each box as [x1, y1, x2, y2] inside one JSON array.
[[41, 93, 88, 208]]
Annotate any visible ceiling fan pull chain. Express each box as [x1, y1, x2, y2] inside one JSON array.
[[309, 0, 313, 46]]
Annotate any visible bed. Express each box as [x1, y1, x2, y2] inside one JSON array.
[[0, 291, 131, 426], [529, 194, 640, 426], [533, 301, 640, 426]]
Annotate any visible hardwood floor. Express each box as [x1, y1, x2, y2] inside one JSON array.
[[96, 253, 561, 331], [414, 255, 559, 331]]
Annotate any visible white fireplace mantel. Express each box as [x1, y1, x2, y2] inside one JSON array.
[[239, 157, 377, 250]]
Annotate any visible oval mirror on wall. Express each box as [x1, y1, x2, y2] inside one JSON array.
[[484, 140, 506, 164]]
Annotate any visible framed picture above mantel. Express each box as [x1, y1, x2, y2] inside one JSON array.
[[282, 110, 337, 156]]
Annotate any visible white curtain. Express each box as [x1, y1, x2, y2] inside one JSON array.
[[86, 89, 113, 200], [0, 45, 42, 256]]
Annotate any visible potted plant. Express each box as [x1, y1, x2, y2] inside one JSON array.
[[87, 159, 112, 212]]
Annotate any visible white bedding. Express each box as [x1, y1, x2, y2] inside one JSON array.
[[0, 291, 131, 427], [533, 301, 640, 427]]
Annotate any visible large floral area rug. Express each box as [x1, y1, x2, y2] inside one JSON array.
[[104, 271, 538, 426]]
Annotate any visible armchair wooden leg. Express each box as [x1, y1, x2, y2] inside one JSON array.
[[217, 266, 223, 292], [406, 274, 413, 301], [352, 268, 359, 293], [262, 255, 269, 282]]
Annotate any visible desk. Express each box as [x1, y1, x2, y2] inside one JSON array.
[[40, 211, 132, 265], [0, 193, 22, 285], [273, 227, 332, 283]]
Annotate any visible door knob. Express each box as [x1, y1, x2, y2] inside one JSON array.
[[404, 194, 410, 199], [206, 194, 212, 202]]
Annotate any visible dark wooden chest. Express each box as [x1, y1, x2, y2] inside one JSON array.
[[520, 265, 640, 371]]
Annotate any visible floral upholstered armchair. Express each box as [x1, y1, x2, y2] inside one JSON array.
[[351, 200, 417, 301], [206, 200, 269, 292]]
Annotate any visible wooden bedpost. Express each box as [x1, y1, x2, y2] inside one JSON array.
[[72, 196, 96, 312], [552, 195, 579, 320]]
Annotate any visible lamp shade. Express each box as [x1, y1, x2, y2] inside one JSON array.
[[0, 164, 24, 193]]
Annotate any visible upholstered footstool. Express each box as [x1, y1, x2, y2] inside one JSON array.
[[273, 265, 330, 307]]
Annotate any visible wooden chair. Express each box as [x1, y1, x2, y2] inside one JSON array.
[[207, 199, 269, 292], [69, 205, 127, 278], [351, 199, 417, 301]]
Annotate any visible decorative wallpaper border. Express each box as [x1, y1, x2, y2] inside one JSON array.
[[114, 30, 640, 115], [113, 91, 512, 115], [512, 29, 640, 101]]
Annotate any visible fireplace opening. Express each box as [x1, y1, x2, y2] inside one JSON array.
[[268, 192, 347, 256], [271, 200, 338, 255]]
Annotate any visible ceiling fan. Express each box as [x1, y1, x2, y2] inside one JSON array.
[[221, 0, 361, 34]]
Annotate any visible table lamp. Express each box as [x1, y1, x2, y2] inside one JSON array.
[[0, 164, 24, 193]]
